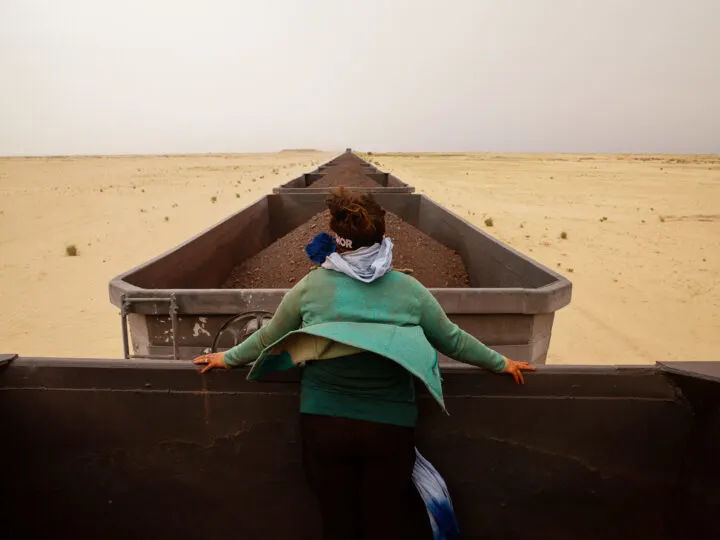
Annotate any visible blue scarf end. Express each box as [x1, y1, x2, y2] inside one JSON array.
[[305, 232, 336, 264], [427, 499, 461, 539]]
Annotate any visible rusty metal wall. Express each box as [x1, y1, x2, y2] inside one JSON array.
[[110, 193, 569, 304], [108, 192, 570, 362], [127, 312, 553, 364], [2, 357, 719, 540]]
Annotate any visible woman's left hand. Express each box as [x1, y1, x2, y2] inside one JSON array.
[[193, 352, 228, 374], [501, 357, 536, 384]]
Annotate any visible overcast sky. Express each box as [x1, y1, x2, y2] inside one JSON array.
[[1, 0, 718, 156]]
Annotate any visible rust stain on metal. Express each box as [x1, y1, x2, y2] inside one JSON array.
[[200, 374, 211, 425]]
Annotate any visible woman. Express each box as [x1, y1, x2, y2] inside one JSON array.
[[194, 189, 535, 540]]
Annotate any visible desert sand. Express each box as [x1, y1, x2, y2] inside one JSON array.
[[368, 153, 720, 364], [0, 151, 333, 358], [0, 152, 718, 364]]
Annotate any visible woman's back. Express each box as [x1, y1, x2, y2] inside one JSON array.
[[299, 268, 424, 328], [193, 188, 534, 540]]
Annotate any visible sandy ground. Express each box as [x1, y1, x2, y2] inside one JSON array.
[[365, 153, 720, 364], [0, 151, 333, 358], [0, 152, 718, 364]]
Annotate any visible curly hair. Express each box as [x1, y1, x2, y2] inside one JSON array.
[[326, 187, 386, 249]]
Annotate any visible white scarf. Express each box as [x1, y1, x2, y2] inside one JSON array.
[[322, 238, 394, 283]]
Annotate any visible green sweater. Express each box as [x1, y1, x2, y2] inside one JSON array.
[[224, 269, 506, 425], [301, 351, 419, 427]]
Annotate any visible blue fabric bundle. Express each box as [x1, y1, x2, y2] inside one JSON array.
[[305, 233, 337, 264], [412, 449, 461, 540]]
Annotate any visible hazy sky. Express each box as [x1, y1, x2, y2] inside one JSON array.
[[1, 0, 718, 156]]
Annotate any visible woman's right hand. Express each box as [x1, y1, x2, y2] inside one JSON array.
[[501, 357, 536, 384]]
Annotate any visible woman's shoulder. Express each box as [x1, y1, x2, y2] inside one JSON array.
[[387, 269, 424, 287], [374, 271, 429, 299], [302, 267, 425, 292], [301, 267, 344, 290], [385, 272, 435, 307]]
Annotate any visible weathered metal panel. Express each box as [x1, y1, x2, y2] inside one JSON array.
[[659, 362, 720, 539], [109, 179, 571, 362], [2, 358, 718, 539], [126, 312, 553, 363], [118, 196, 272, 290]]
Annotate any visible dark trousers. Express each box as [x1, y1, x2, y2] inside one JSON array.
[[300, 414, 433, 540]]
